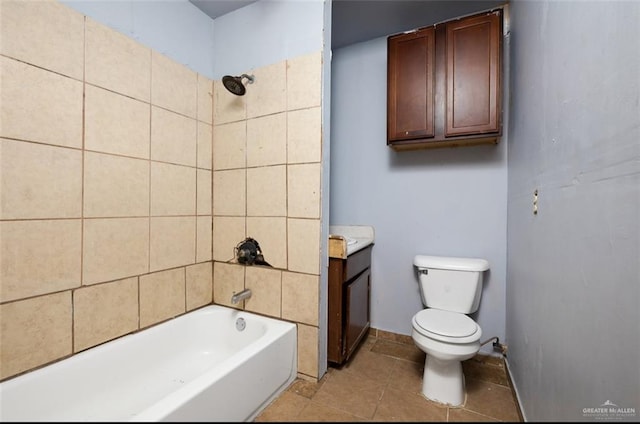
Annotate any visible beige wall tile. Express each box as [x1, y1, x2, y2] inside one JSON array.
[[213, 169, 246, 216], [213, 262, 245, 307], [245, 266, 282, 317], [150, 162, 196, 216], [85, 18, 151, 102], [1, 139, 82, 219], [196, 216, 212, 263], [246, 217, 287, 270], [85, 85, 150, 159], [288, 163, 321, 219], [287, 107, 322, 164], [151, 106, 197, 166], [73, 277, 139, 352], [288, 219, 321, 274], [151, 51, 197, 118], [287, 51, 322, 110], [212, 216, 245, 262], [0, 3, 327, 383], [282, 272, 319, 326], [150, 217, 196, 272], [0, 292, 72, 380], [197, 74, 213, 124], [84, 152, 149, 218], [139, 268, 186, 328], [297, 323, 319, 378], [0, 5, 328, 381], [247, 113, 286, 167], [247, 61, 286, 119], [186, 262, 213, 311], [213, 80, 246, 124], [1, 57, 82, 148], [197, 122, 213, 170], [0, 0, 84, 79], [213, 121, 246, 170], [0, 220, 81, 303], [247, 165, 286, 217], [197, 169, 212, 215], [83, 218, 149, 284]]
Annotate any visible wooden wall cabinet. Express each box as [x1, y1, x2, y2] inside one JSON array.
[[387, 9, 503, 151], [328, 245, 372, 366]]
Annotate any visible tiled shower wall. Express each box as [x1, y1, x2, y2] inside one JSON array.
[[0, 0, 325, 383], [211, 52, 324, 380], [0, 0, 214, 381]]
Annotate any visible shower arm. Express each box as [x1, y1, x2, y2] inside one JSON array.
[[240, 74, 255, 84]]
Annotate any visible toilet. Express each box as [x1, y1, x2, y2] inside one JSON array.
[[411, 254, 489, 407]]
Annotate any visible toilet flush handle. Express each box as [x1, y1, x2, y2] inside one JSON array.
[[419, 269, 428, 275]]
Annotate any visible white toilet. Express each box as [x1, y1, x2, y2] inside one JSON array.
[[411, 254, 489, 407]]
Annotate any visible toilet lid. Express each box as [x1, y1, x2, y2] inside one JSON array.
[[413, 309, 479, 338]]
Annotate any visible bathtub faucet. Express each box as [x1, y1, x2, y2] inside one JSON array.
[[231, 288, 252, 304]]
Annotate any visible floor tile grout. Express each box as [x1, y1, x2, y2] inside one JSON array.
[[256, 334, 522, 422]]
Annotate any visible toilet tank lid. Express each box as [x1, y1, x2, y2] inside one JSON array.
[[413, 255, 489, 271]]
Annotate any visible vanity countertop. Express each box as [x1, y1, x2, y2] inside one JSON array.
[[328, 225, 375, 259]]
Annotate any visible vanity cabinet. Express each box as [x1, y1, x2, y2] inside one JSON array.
[[387, 9, 503, 151], [328, 245, 372, 365]]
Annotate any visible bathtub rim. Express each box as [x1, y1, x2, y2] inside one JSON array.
[[131, 305, 298, 422]]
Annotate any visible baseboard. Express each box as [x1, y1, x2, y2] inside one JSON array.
[[504, 356, 527, 422], [370, 327, 413, 345]]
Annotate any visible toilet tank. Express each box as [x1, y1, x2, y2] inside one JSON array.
[[413, 255, 489, 314]]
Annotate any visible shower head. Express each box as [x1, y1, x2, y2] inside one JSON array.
[[222, 74, 255, 96]]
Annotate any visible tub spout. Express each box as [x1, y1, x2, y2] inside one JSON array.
[[231, 289, 252, 304]]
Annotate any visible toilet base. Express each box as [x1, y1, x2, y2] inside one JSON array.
[[421, 354, 466, 407]]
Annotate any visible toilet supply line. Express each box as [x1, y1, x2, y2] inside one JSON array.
[[481, 336, 508, 355]]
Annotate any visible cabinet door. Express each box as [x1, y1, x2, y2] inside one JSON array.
[[345, 269, 370, 361], [387, 28, 435, 142], [445, 11, 501, 136]]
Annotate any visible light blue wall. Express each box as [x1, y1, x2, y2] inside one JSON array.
[[62, 0, 215, 78], [320, 0, 332, 377], [211, 0, 324, 79], [330, 35, 509, 354], [63, 0, 324, 80], [506, 0, 640, 421]]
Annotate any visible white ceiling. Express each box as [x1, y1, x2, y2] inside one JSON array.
[[189, 0, 506, 49]]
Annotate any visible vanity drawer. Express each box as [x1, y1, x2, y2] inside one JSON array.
[[345, 245, 372, 281]]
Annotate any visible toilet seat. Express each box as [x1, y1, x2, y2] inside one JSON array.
[[413, 309, 481, 344]]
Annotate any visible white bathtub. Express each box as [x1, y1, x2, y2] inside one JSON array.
[[0, 305, 297, 422]]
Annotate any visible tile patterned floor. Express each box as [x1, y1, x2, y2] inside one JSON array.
[[255, 333, 522, 422]]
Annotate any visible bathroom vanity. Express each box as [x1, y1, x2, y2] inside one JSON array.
[[327, 225, 374, 365]]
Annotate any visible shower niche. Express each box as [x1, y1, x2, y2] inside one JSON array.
[[387, 8, 503, 151]]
